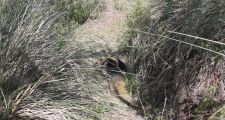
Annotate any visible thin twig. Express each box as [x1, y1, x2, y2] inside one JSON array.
[[137, 87, 146, 119], [161, 97, 167, 120]]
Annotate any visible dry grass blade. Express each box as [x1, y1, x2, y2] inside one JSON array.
[[208, 106, 225, 120], [0, 88, 7, 109], [11, 85, 32, 114], [11, 74, 50, 113], [167, 31, 225, 46], [129, 28, 225, 57]]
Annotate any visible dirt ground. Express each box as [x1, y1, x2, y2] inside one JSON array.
[[71, 0, 144, 119]]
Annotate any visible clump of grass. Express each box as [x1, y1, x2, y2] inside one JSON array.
[[124, 0, 225, 119], [69, 1, 91, 24], [113, 0, 123, 10], [0, 0, 75, 119], [195, 84, 217, 113], [119, 0, 144, 52], [56, 0, 106, 24], [0, 0, 110, 119], [124, 73, 137, 96]]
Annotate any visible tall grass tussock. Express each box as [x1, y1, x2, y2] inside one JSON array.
[[125, 0, 225, 119], [0, 0, 103, 119]]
